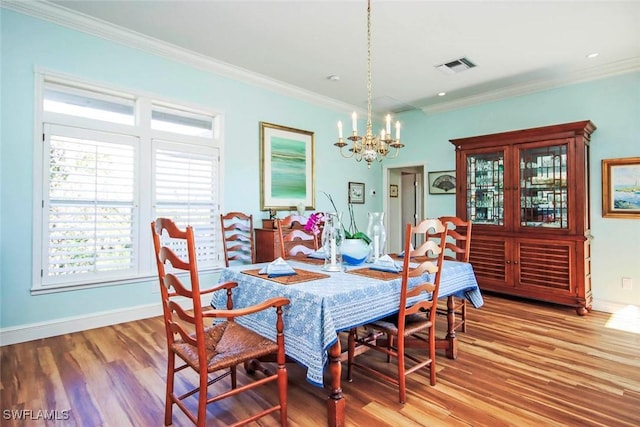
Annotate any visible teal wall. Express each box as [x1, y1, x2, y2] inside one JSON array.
[[391, 72, 640, 308], [0, 10, 380, 330], [1, 9, 638, 334]]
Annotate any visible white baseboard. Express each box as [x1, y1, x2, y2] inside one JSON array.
[[592, 298, 631, 314], [0, 295, 211, 346]]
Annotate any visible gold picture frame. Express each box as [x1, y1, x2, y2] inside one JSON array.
[[260, 122, 315, 210], [602, 157, 640, 218], [389, 184, 398, 198]]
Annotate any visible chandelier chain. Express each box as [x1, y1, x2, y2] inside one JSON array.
[[366, 0, 372, 132], [333, 0, 405, 168]]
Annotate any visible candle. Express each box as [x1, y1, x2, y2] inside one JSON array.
[[385, 114, 391, 135], [351, 112, 357, 133], [373, 235, 379, 260], [337, 121, 343, 139], [380, 129, 385, 140], [330, 237, 337, 265], [395, 121, 400, 140]]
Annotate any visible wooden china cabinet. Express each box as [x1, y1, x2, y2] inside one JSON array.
[[450, 121, 596, 315]]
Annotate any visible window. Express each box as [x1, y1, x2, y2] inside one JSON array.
[[33, 74, 223, 293]]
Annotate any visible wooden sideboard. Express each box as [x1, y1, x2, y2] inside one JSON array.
[[254, 219, 317, 262], [255, 227, 282, 262]]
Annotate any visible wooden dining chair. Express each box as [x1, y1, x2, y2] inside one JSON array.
[[151, 218, 290, 427], [436, 216, 472, 333], [276, 214, 319, 259], [347, 218, 448, 404], [220, 211, 255, 266]]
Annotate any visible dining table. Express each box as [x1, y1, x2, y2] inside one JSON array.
[[210, 256, 483, 427]]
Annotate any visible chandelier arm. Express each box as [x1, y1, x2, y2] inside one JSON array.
[[338, 146, 355, 159]]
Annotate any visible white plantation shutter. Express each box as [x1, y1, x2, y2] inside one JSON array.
[[153, 141, 221, 269], [42, 124, 138, 285], [34, 75, 223, 292]]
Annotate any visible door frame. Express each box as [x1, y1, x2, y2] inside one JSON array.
[[383, 162, 428, 254]]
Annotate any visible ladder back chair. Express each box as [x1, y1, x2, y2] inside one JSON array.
[[276, 214, 319, 260], [437, 216, 472, 333], [347, 218, 448, 404], [220, 211, 255, 266], [151, 218, 289, 427]]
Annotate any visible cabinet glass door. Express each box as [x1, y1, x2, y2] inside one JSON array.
[[466, 152, 504, 225], [519, 144, 568, 229]]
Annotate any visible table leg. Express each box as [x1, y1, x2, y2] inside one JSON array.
[[445, 295, 458, 359], [326, 338, 345, 427]]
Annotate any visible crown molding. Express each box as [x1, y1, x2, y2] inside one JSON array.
[[1, 0, 357, 114], [422, 57, 640, 114], [4, 1, 639, 117]]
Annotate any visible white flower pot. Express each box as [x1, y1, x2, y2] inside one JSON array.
[[340, 239, 370, 265]]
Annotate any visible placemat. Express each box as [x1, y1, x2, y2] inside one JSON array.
[[389, 254, 429, 263], [347, 267, 403, 281], [242, 268, 329, 285], [292, 257, 325, 266]]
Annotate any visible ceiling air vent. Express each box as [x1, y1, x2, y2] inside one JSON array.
[[436, 57, 476, 74]]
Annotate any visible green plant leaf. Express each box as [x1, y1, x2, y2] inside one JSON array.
[[350, 231, 371, 244]]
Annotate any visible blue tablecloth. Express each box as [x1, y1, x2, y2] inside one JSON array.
[[211, 259, 483, 386]]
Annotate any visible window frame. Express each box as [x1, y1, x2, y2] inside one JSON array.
[[32, 71, 224, 294]]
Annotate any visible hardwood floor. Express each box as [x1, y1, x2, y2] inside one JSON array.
[[2, 294, 639, 426]]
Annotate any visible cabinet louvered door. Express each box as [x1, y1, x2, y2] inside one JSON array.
[[516, 239, 574, 295], [468, 235, 511, 289]]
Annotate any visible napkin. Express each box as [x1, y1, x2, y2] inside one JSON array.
[[370, 254, 403, 273], [259, 257, 297, 278], [307, 248, 326, 259], [397, 244, 415, 258]]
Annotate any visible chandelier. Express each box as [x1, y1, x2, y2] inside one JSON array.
[[334, 0, 404, 168]]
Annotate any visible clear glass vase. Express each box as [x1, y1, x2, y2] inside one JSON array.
[[366, 211, 386, 261], [321, 212, 344, 272]]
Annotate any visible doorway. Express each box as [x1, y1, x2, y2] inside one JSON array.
[[384, 163, 426, 253]]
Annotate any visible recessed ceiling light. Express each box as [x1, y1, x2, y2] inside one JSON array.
[[438, 92, 446, 97], [586, 52, 599, 59], [327, 74, 340, 81]]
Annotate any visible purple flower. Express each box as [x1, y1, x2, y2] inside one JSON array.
[[305, 212, 325, 235]]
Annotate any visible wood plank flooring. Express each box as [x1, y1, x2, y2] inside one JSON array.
[[1, 294, 639, 426]]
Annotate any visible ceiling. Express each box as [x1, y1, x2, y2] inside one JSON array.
[[16, 1, 640, 114]]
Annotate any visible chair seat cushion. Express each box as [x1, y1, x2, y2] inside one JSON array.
[[172, 321, 279, 372], [369, 313, 433, 336]]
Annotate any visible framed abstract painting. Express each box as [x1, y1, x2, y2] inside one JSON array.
[[260, 122, 315, 210]]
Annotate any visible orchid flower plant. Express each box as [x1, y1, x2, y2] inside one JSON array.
[[304, 191, 371, 244]]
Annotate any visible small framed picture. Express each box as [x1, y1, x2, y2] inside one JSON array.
[[428, 170, 456, 194], [602, 157, 640, 218], [390, 184, 398, 198], [348, 182, 365, 204]]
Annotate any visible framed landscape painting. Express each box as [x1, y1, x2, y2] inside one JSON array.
[[602, 157, 640, 218], [260, 122, 315, 210]]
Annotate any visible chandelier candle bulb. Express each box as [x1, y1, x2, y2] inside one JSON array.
[[352, 112, 357, 133], [386, 114, 391, 135], [338, 121, 343, 138], [373, 235, 379, 261], [330, 237, 337, 265], [396, 121, 400, 139]]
